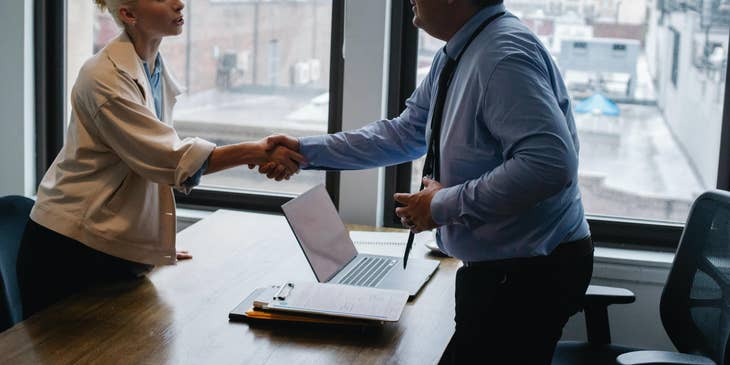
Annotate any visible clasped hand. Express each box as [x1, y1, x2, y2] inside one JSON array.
[[394, 177, 442, 233], [250, 135, 305, 181]]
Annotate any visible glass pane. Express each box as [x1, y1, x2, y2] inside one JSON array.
[[414, 2, 730, 223], [67, 0, 332, 196]]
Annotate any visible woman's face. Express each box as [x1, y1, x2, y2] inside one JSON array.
[[124, 0, 186, 38]]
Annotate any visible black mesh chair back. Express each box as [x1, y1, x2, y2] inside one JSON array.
[[0, 195, 33, 331], [661, 190, 730, 365]]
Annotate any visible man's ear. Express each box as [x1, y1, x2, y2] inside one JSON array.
[[118, 5, 137, 26]]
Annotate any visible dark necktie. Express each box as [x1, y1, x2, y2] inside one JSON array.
[[402, 12, 505, 269], [401, 55, 456, 269]]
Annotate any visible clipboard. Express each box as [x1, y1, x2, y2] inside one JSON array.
[[230, 282, 409, 324], [230, 287, 382, 326], [255, 282, 409, 322]]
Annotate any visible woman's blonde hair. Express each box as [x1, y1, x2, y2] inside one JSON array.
[[93, 0, 137, 27]]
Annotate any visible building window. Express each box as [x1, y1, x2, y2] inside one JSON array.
[[401, 1, 730, 240], [670, 27, 680, 87], [65, 0, 341, 209], [268, 39, 280, 86]]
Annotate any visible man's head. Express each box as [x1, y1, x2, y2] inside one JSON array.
[[410, 0, 503, 41]]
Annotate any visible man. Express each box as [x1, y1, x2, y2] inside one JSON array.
[[263, 0, 593, 363]]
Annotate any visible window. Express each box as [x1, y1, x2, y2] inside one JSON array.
[[670, 27, 680, 87], [64, 0, 343, 210], [389, 2, 730, 245]]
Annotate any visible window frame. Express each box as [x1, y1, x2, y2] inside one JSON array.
[[381, 4, 730, 249], [34, 0, 66, 188], [175, 0, 344, 212], [38, 0, 344, 213], [670, 26, 681, 88]]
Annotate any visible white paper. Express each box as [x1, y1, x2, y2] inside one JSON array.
[[350, 230, 433, 257], [265, 282, 409, 322]]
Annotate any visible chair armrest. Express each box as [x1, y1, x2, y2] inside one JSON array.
[[617, 350, 716, 365], [582, 285, 636, 345], [584, 285, 636, 306]]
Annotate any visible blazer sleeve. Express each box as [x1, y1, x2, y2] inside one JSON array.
[[92, 92, 215, 193]]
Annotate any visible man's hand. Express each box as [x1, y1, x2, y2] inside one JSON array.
[[248, 135, 305, 181], [266, 146, 305, 181], [393, 177, 443, 233], [252, 134, 304, 181], [265, 134, 300, 152]]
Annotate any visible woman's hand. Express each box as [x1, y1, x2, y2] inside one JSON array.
[[250, 135, 305, 181], [262, 146, 304, 181], [176, 250, 193, 260]]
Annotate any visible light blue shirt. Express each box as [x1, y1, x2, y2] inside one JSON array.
[[144, 54, 208, 188], [299, 4, 590, 262], [143, 54, 164, 121]]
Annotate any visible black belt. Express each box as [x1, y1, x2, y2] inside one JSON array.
[[463, 236, 593, 269]]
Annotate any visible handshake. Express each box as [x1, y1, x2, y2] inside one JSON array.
[[249, 134, 304, 181]]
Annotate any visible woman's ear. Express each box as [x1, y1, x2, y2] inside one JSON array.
[[118, 5, 137, 26]]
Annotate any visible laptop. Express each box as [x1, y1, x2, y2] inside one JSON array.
[[281, 184, 439, 298]]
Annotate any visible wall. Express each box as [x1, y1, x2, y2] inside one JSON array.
[[0, 0, 34, 197]]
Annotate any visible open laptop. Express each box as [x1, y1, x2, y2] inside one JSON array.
[[282, 184, 439, 297]]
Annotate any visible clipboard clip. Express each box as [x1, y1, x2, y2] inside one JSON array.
[[273, 282, 294, 300]]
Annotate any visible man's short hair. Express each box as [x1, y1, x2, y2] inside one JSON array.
[[469, 0, 504, 8]]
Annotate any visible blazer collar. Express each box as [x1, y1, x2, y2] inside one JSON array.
[[105, 31, 185, 98]]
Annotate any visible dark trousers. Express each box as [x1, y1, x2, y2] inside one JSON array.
[[16, 219, 148, 319], [447, 237, 594, 365]]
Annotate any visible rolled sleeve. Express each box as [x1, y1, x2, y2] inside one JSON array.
[[180, 154, 211, 194], [93, 95, 216, 190]]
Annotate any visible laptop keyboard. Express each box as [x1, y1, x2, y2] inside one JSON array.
[[338, 256, 397, 287]]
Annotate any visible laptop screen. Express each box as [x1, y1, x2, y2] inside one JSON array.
[[281, 184, 358, 282]]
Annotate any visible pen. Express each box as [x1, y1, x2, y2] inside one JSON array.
[[403, 174, 432, 269]]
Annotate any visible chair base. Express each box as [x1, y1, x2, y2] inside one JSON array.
[[552, 340, 639, 365]]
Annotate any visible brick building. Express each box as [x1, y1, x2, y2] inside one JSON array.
[[95, 0, 332, 95]]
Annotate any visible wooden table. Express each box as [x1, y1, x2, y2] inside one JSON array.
[[0, 210, 459, 364]]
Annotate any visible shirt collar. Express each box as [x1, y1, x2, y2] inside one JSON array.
[[143, 54, 162, 81], [444, 3, 507, 59]]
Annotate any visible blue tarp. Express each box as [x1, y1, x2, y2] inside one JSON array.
[[574, 94, 620, 116]]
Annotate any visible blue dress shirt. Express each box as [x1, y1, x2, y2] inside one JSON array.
[[299, 4, 590, 262], [144, 54, 208, 189]]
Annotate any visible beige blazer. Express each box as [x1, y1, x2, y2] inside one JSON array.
[[31, 32, 215, 266]]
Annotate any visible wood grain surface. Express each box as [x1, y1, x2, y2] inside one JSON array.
[[0, 210, 459, 365]]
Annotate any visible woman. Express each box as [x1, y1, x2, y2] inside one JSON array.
[[17, 0, 303, 318]]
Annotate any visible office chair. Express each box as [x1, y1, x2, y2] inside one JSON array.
[[0, 195, 33, 331], [553, 190, 730, 365]]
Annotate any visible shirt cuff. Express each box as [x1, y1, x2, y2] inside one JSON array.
[[175, 138, 216, 193], [430, 184, 463, 226], [182, 157, 209, 190], [298, 135, 329, 169]]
